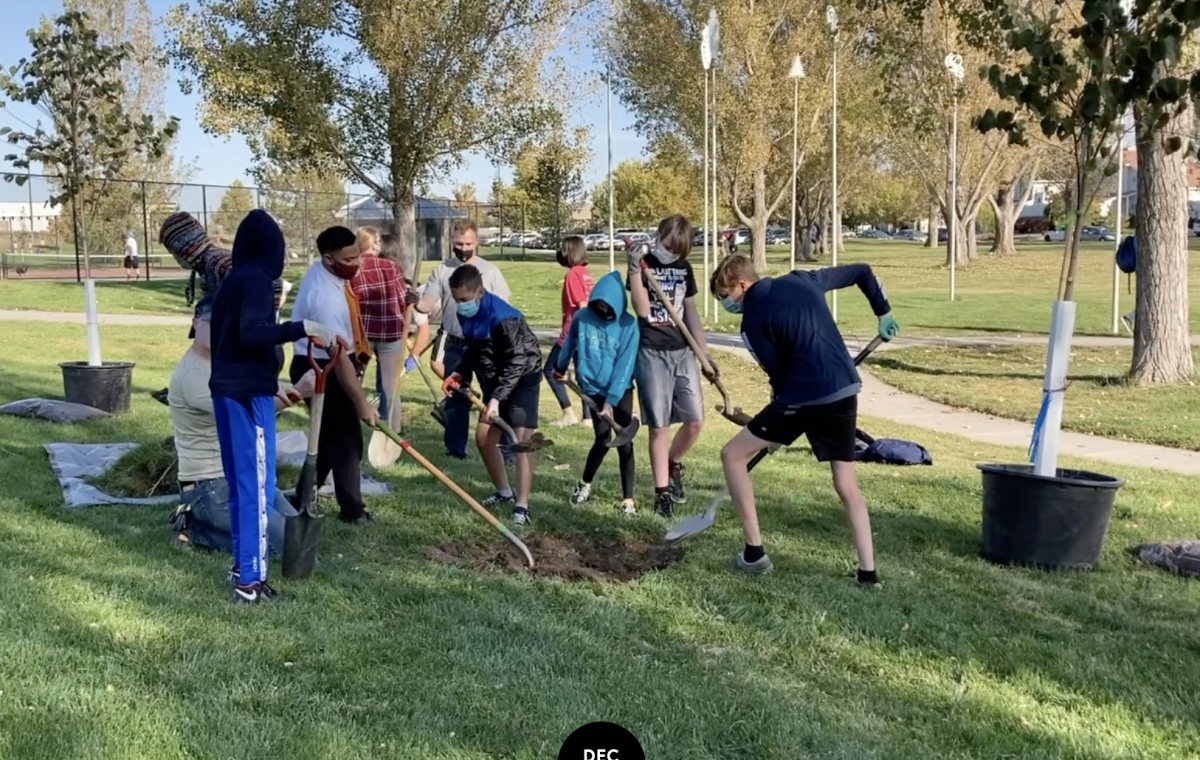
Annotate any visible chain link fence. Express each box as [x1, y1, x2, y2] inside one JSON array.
[[0, 173, 371, 281]]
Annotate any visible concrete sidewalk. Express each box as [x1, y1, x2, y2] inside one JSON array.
[[6, 307, 1200, 475]]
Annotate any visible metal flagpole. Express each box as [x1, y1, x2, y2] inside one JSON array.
[[607, 66, 615, 273], [709, 8, 720, 322], [702, 24, 713, 318], [945, 53, 965, 302], [827, 5, 839, 321], [789, 56, 805, 272]]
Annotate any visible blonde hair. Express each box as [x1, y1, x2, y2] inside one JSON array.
[[356, 226, 380, 254], [709, 253, 758, 297], [560, 235, 588, 267]]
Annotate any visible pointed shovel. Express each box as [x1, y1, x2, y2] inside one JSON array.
[[562, 375, 639, 448]]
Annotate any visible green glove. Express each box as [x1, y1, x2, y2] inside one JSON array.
[[878, 313, 899, 342]]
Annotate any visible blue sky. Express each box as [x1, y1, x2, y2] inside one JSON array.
[[0, 0, 647, 198]]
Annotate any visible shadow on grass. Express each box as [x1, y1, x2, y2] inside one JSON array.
[[867, 355, 1120, 385], [3, 361, 1200, 757]]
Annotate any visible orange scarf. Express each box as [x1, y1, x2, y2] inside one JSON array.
[[344, 281, 372, 371]]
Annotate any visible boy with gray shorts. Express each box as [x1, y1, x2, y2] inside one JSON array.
[[627, 214, 718, 517]]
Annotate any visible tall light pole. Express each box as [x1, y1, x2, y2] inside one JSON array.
[[826, 5, 839, 321], [945, 52, 964, 302], [789, 55, 806, 272], [606, 66, 615, 272], [1112, 121, 1128, 334], [708, 7, 721, 322], [701, 21, 714, 317]]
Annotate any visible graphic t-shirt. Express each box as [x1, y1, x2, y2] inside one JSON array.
[[629, 252, 697, 351], [558, 265, 595, 346]]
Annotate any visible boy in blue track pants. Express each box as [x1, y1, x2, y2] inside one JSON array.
[[209, 210, 338, 604], [552, 270, 641, 513]]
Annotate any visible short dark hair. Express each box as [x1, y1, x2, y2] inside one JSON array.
[[657, 215, 693, 260], [317, 226, 357, 255], [448, 263, 483, 292]]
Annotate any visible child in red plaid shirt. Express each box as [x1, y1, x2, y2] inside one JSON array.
[[351, 226, 406, 425]]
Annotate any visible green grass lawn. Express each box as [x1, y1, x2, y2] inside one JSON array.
[[867, 344, 1200, 451], [2, 323, 1200, 758], [6, 240, 1197, 341]]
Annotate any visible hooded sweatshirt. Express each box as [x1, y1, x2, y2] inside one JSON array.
[[456, 291, 543, 402], [555, 271, 639, 408], [209, 210, 307, 398], [740, 264, 891, 406]]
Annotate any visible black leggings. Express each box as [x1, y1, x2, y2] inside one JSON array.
[[289, 355, 365, 520], [582, 388, 635, 499]]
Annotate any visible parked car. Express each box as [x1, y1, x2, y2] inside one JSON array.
[[1043, 225, 1116, 243], [858, 229, 892, 239], [894, 228, 927, 242]]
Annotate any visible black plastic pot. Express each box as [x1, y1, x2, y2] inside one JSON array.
[[977, 463, 1124, 571], [60, 361, 136, 414]]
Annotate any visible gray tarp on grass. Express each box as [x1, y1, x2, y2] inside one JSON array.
[[45, 431, 390, 508]]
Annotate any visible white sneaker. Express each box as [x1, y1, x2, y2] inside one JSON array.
[[620, 499, 636, 515], [550, 410, 580, 428]]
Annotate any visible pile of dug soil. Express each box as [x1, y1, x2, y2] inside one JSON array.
[[87, 437, 302, 498], [427, 532, 686, 581]]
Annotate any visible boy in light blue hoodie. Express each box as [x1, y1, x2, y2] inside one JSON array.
[[552, 271, 640, 513]]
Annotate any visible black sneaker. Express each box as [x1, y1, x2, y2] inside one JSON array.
[[226, 565, 240, 585], [668, 462, 687, 503], [258, 581, 281, 601], [483, 491, 516, 509], [511, 507, 530, 526], [339, 510, 374, 524], [570, 482, 591, 506], [231, 583, 264, 604], [654, 491, 675, 518]]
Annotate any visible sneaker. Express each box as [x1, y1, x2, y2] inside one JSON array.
[[258, 581, 281, 601], [339, 510, 374, 525], [231, 583, 264, 604], [226, 565, 240, 585], [570, 482, 592, 506], [735, 551, 774, 574], [654, 491, 675, 518], [483, 491, 516, 508], [619, 499, 637, 515], [511, 507, 530, 526], [668, 462, 687, 503], [550, 409, 580, 428]]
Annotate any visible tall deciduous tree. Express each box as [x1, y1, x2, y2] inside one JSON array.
[[0, 10, 177, 365], [214, 179, 255, 236], [611, 0, 851, 269], [258, 165, 348, 265], [168, 0, 576, 280], [974, 0, 1200, 383], [514, 125, 590, 242]]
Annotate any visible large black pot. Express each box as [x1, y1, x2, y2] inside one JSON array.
[[60, 361, 135, 414], [977, 463, 1124, 571]]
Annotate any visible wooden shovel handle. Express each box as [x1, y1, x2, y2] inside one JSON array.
[[460, 386, 519, 440], [562, 374, 626, 433]]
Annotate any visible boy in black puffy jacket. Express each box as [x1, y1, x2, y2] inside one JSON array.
[[441, 264, 543, 526]]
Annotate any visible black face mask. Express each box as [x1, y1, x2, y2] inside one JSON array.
[[452, 246, 472, 261], [589, 300, 615, 321]]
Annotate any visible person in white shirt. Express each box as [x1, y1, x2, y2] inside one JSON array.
[[289, 226, 380, 524], [168, 295, 315, 555], [123, 231, 140, 282], [416, 220, 513, 459]]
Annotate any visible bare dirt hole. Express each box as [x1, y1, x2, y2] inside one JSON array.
[[426, 532, 686, 581]]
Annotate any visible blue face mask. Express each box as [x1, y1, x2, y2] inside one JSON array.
[[456, 298, 480, 318], [721, 295, 743, 314]]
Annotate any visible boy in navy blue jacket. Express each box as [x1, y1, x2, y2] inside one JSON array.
[[209, 210, 339, 603], [709, 255, 899, 584]]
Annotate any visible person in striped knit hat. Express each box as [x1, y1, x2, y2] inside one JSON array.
[[159, 211, 285, 310]]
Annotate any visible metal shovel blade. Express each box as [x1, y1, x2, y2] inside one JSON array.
[[607, 416, 640, 448], [664, 508, 718, 542], [499, 432, 554, 454]]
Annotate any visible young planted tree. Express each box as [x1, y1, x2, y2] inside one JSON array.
[[975, 0, 1200, 383], [515, 125, 590, 242], [213, 180, 255, 235], [0, 10, 178, 365], [257, 165, 348, 266], [168, 0, 575, 279]]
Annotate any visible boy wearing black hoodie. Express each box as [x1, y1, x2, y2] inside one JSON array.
[[709, 254, 899, 584], [209, 210, 340, 604]]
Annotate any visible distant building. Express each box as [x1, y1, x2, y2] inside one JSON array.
[[0, 200, 61, 233], [336, 195, 467, 264]]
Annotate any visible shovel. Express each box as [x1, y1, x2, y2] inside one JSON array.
[[282, 340, 343, 578], [664, 334, 886, 543], [372, 421, 534, 569], [638, 260, 751, 426], [458, 386, 554, 454], [665, 447, 773, 542], [562, 374, 639, 448], [407, 343, 447, 428]]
